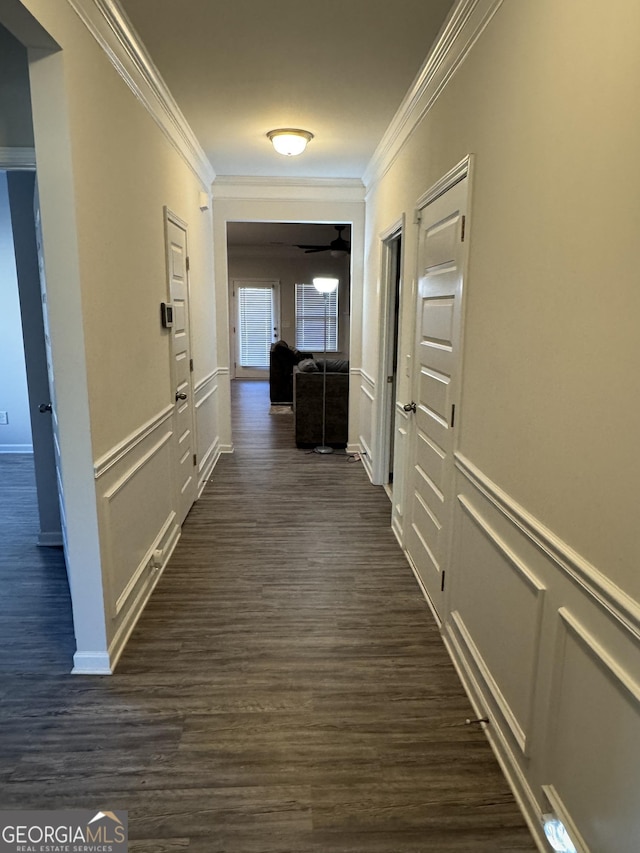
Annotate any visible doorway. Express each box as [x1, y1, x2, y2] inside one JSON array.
[[376, 224, 403, 491], [226, 221, 352, 385]]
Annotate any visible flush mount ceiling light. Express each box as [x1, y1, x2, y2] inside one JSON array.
[[267, 128, 314, 156]]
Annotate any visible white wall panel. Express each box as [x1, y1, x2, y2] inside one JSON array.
[[391, 405, 409, 544], [358, 369, 375, 480], [443, 454, 640, 852], [194, 369, 220, 494], [451, 494, 545, 753], [543, 609, 640, 853], [95, 406, 180, 667]]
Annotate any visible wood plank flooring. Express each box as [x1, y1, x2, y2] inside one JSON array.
[[0, 380, 538, 852]]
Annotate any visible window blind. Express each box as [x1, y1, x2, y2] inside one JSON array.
[[237, 286, 274, 367], [295, 283, 338, 351]]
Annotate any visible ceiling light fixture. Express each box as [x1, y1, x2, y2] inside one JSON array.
[[267, 128, 314, 157]]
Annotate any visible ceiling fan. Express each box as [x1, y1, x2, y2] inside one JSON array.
[[295, 225, 351, 256]]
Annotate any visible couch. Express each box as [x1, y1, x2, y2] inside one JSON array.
[[293, 359, 349, 448], [269, 340, 313, 405]]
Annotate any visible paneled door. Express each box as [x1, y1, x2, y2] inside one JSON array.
[[165, 209, 197, 526], [404, 171, 469, 620], [34, 184, 67, 555]]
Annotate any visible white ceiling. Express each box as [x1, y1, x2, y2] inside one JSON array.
[[117, 0, 455, 180]]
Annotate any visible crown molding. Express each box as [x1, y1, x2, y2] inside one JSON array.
[[0, 147, 36, 169], [212, 175, 365, 203], [66, 0, 215, 189], [363, 0, 503, 191]]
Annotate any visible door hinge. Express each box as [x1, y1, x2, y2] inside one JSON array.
[[414, 208, 422, 225], [387, 375, 393, 384], [186, 256, 190, 272], [193, 453, 197, 466], [441, 570, 446, 592], [450, 404, 456, 428], [189, 358, 194, 372], [460, 215, 466, 242]]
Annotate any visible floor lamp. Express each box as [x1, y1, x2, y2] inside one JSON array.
[[312, 277, 339, 455]]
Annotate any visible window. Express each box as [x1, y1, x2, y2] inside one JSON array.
[[237, 285, 276, 368], [295, 282, 338, 352]]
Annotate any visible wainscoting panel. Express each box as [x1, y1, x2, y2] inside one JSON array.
[[449, 494, 545, 754], [440, 452, 640, 853], [391, 404, 409, 545], [542, 609, 640, 853], [357, 369, 375, 480], [194, 370, 220, 494], [94, 406, 180, 668]]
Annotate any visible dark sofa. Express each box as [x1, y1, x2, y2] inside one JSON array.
[[269, 340, 313, 405], [293, 359, 349, 448]]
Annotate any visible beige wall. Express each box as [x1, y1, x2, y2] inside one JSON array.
[[23, 1, 216, 459], [366, 0, 640, 601]]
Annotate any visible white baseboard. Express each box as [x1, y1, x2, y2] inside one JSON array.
[[37, 531, 64, 547], [72, 651, 112, 675]]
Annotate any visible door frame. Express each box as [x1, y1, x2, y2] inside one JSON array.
[[231, 277, 281, 379], [164, 207, 198, 524], [406, 155, 474, 622], [373, 216, 405, 486], [3, 159, 64, 547]]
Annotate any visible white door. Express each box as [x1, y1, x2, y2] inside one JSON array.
[[234, 280, 280, 378], [404, 175, 469, 619], [165, 210, 197, 526], [34, 186, 68, 556]]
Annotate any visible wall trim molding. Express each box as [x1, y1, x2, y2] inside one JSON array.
[[442, 624, 546, 851], [542, 785, 591, 853], [558, 607, 640, 705], [107, 518, 180, 672], [194, 369, 218, 394], [65, 0, 215, 188], [93, 404, 173, 479], [455, 452, 640, 642], [449, 610, 528, 754], [364, 0, 503, 190], [72, 650, 112, 675], [0, 444, 33, 453], [212, 175, 364, 202], [113, 509, 175, 616], [415, 155, 472, 212], [0, 147, 36, 169]]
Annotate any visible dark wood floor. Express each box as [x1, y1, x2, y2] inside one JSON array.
[[0, 380, 537, 852]]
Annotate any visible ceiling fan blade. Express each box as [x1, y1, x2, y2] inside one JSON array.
[[303, 247, 329, 253], [296, 244, 329, 250]]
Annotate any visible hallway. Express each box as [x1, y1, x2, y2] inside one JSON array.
[[0, 380, 536, 851]]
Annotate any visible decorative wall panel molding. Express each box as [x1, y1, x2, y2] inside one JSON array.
[[94, 403, 173, 479], [212, 175, 364, 202], [455, 452, 640, 641], [194, 371, 220, 495], [442, 454, 640, 853], [544, 608, 640, 853]]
